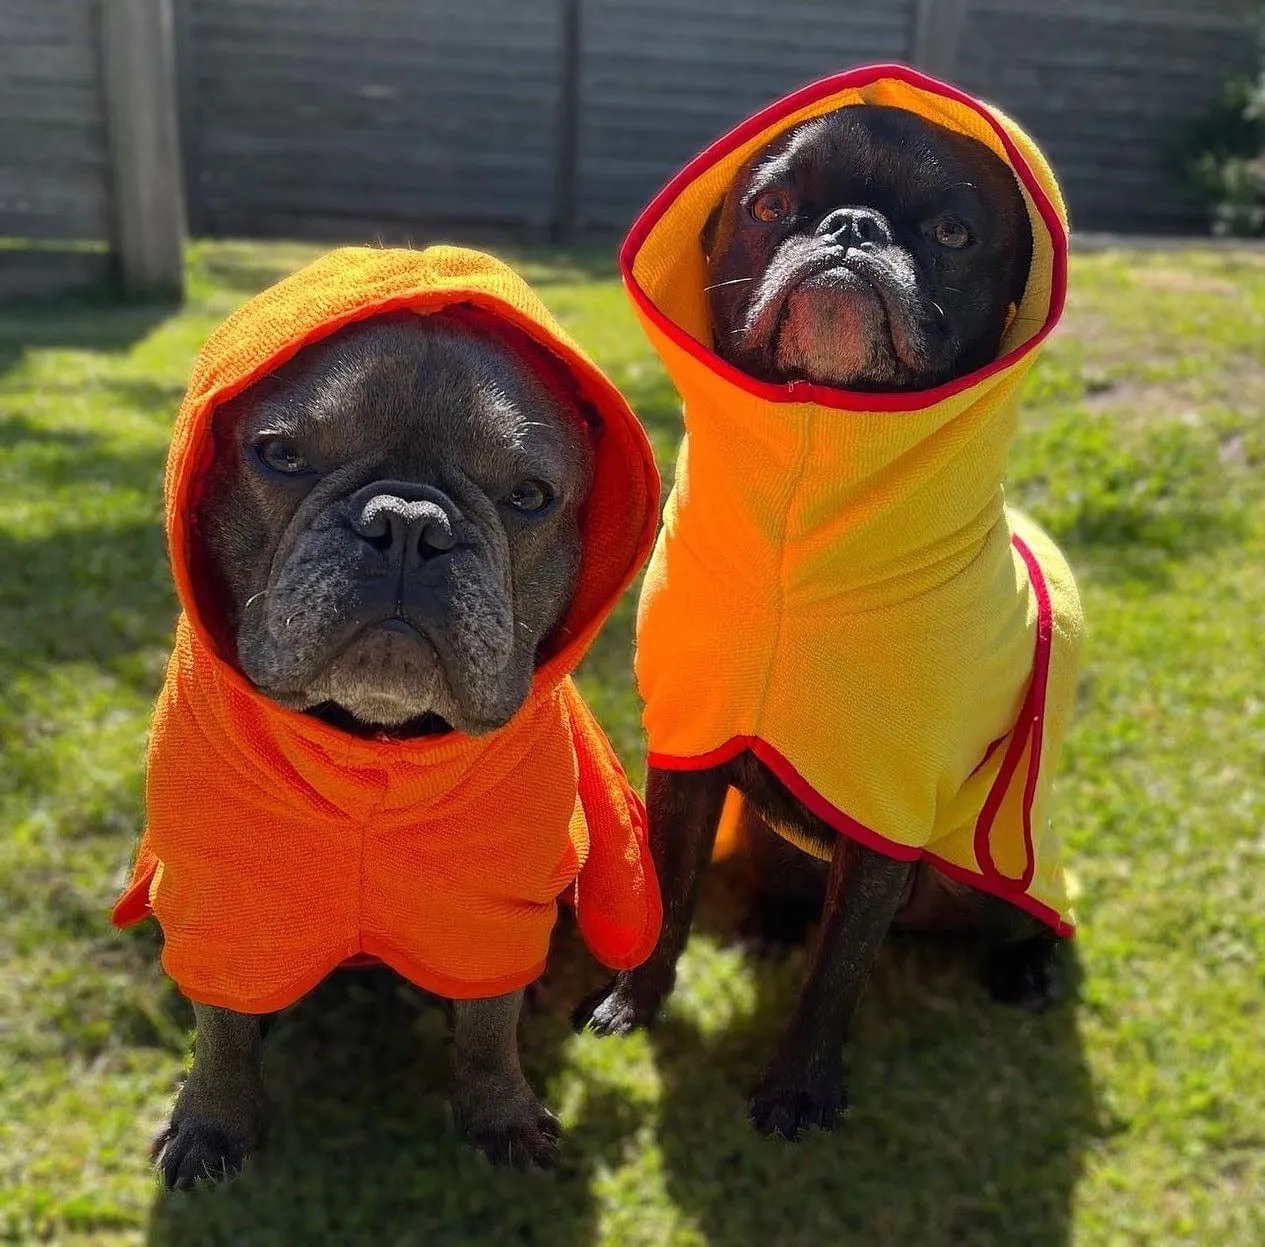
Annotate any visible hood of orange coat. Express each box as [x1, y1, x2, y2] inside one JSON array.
[[168, 244, 660, 704], [112, 248, 665, 1004]]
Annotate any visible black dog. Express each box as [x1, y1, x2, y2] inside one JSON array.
[[577, 105, 1060, 1140]]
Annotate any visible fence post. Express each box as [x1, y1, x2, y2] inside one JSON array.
[[911, 0, 968, 81], [100, 0, 187, 297]]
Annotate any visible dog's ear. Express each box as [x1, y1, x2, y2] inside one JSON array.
[[700, 200, 724, 262]]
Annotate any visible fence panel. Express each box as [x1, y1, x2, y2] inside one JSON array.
[[0, 0, 112, 243], [954, 0, 1259, 231], [181, 0, 564, 239], [575, 0, 917, 233]]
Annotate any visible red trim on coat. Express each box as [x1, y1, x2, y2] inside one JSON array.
[[619, 63, 1069, 414], [971, 534, 1052, 893], [922, 852, 1075, 939]]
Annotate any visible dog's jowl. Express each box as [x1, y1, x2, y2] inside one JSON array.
[[576, 67, 1084, 1141], [113, 248, 661, 1184]]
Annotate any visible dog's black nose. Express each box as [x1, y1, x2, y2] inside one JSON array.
[[349, 481, 457, 566], [816, 206, 892, 250]]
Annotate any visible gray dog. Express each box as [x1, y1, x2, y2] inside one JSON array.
[[160, 309, 592, 1183], [108, 277, 633, 1187]]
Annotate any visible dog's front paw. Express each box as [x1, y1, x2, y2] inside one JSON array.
[[152, 1072, 262, 1190], [151, 1114, 256, 1191], [453, 1076, 562, 1170], [748, 1060, 846, 1141], [571, 971, 666, 1036], [981, 934, 1060, 1011]]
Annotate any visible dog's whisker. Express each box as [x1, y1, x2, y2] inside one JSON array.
[[243, 590, 270, 612], [703, 278, 754, 293]]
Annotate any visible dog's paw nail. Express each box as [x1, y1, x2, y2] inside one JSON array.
[[154, 1120, 250, 1191], [748, 1073, 846, 1142], [572, 981, 654, 1036], [458, 1095, 563, 1171], [149, 1121, 176, 1163], [469, 1120, 561, 1171]]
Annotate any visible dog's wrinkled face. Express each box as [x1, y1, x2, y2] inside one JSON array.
[[194, 312, 592, 736], [703, 104, 1033, 391]]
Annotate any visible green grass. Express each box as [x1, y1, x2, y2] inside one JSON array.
[[1, 239, 1263, 1246]]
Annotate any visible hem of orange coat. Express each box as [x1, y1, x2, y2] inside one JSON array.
[[647, 736, 1075, 939], [114, 889, 555, 1013], [619, 62, 1069, 414], [165, 948, 550, 1015]]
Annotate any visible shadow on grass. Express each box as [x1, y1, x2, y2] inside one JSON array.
[[136, 876, 1099, 1247], [0, 291, 174, 378], [641, 869, 1101, 1247], [141, 962, 634, 1247], [0, 502, 171, 677], [0, 291, 176, 678]]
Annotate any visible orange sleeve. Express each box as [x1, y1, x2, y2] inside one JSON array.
[[562, 685, 662, 970], [112, 830, 159, 928]]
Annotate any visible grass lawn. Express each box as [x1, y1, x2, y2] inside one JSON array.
[[1, 239, 1262, 1246]]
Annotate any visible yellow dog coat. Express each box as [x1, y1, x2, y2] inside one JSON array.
[[626, 65, 1082, 935]]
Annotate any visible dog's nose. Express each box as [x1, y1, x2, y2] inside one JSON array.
[[349, 481, 458, 566], [816, 207, 892, 250]]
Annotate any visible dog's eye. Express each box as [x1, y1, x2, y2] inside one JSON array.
[[503, 479, 554, 515], [750, 189, 791, 223], [934, 219, 972, 249], [253, 437, 311, 475]]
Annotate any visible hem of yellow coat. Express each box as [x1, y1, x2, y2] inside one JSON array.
[[649, 735, 1075, 940]]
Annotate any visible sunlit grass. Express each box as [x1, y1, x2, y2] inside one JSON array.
[[0, 241, 1261, 1245]]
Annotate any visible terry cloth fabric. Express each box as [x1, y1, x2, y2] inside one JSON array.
[[113, 246, 663, 1011], [626, 65, 1083, 936]]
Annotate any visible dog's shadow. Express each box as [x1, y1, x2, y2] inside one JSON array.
[[142, 871, 1099, 1247], [141, 958, 637, 1247], [636, 865, 1102, 1247]]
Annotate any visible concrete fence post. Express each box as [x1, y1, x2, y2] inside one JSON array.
[[100, 0, 187, 297]]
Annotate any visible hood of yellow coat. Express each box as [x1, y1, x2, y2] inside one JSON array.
[[621, 62, 1068, 413], [624, 67, 1081, 935]]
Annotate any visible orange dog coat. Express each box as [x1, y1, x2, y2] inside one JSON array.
[[626, 66, 1082, 935], [113, 246, 663, 1011]]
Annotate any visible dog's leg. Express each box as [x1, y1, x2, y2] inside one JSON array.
[[573, 765, 729, 1034], [897, 865, 1064, 1009], [973, 895, 1064, 1010], [749, 839, 911, 1140], [451, 989, 561, 1169], [153, 1003, 264, 1190], [736, 803, 828, 951]]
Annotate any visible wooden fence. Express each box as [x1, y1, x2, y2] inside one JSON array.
[[0, 0, 1259, 300], [0, 0, 185, 299]]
